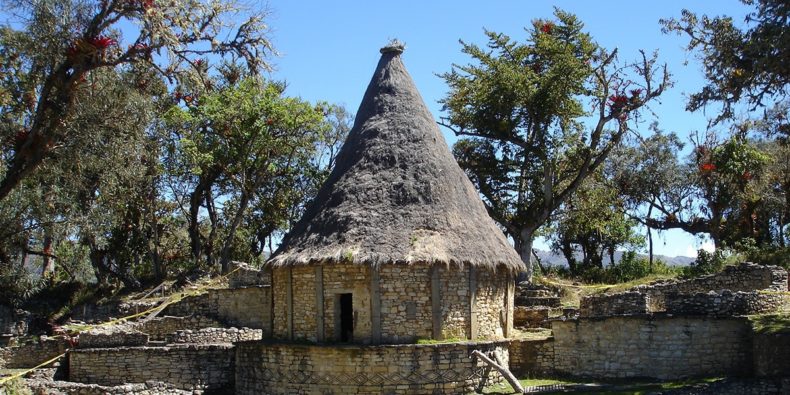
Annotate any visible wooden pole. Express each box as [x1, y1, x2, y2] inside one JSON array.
[[471, 349, 524, 394]]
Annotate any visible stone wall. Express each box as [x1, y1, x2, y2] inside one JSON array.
[[633, 262, 788, 299], [473, 267, 512, 340], [0, 337, 69, 368], [162, 286, 271, 334], [551, 316, 752, 379], [227, 261, 271, 288], [513, 307, 549, 328], [580, 292, 650, 317], [135, 315, 224, 341], [508, 338, 554, 376], [77, 328, 148, 349], [69, 343, 235, 390], [167, 327, 262, 344], [664, 291, 787, 316], [271, 263, 514, 344], [235, 340, 508, 395], [379, 264, 432, 342], [753, 331, 790, 377], [24, 379, 194, 395]]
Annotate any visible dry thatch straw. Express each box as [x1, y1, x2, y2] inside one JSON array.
[[268, 43, 524, 272]]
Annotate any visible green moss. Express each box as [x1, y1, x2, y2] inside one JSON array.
[[415, 337, 465, 344]]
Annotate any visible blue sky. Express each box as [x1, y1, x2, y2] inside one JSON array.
[[265, 1, 751, 258]]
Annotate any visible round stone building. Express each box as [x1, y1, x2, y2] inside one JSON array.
[[266, 42, 524, 345]]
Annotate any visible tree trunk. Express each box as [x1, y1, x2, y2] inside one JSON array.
[[219, 190, 251, 273], [41, 232, 55, 279], [517, 228, 536, 282]]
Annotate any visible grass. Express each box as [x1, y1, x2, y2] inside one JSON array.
[[749, 313, 790, 334], [511, 327, 553, 341], [415, 337, 465, 345], [534, 273, 678, 308]]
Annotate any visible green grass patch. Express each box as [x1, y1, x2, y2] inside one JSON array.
[[749, 313, 790, 334], [415, 337, 465, 345]]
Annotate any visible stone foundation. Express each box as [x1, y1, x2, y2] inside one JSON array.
[[235, 340, 508, 395], [134, 315, 224, 341], [0, 337, 69, 368], [69, 344, 235, 390], [513, 307, 549, 328], [580, 292, 649, 317], [77, 328, 148, 348], [508, 338, 554, 376], [664, 290, 786, 316], [754, 331, 790, 378]]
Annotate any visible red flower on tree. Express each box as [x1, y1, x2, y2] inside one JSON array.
[[88, 36, 118, 50], [608, 94, 628, 115], [700, 163, 716, 172], [540, 23, 553, 34]]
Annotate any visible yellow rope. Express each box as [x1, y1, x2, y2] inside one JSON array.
[[0, 266, 245, 389], [0, 352, 66, 386]]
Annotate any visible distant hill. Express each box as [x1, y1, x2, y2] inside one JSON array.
[[533, 249, 695, 268]]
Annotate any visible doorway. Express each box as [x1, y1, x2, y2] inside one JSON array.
[[337, 293, 353, 342]]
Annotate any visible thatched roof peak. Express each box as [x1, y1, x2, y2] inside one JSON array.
[[267, 45, 524, 272]]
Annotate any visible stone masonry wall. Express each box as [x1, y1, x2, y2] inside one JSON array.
[[77, 328, 148, 348], [272, 268, 288, 339], [379, 264, 432, 343], [69, 344, 235, 390], [322, 264, 372, 342], [438, 265, 470, 340], [580, 292, 650, 317], [162, 286, 271, 334], [235, 341, 508, 395], [135, 315, 224, 341], [0, 337, 69, 368], [508, 338, 554, 376], [290, 265, 318, 341], [167, 327, 262, 344], [551, 316, 752, 379], [476, 267, 510, 339], [664, 290, 786, 316], [227, 261, 271, 288]]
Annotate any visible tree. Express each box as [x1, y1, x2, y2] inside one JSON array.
[[0, 0, 273, 201], [161, 77, 344, 272], [660, 0, 789, 122], [548, 171, 643, 275], [440, 9, 669, 279]]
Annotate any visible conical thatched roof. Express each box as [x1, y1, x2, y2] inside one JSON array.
[[268, 43, 524, 272]]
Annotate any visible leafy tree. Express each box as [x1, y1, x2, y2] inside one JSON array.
[[660, 0, 789, 122], [440, 9, 669, 279], [0, 0, 273, 201], [549, 171, 643, 275], [162, 77, 344, 272]]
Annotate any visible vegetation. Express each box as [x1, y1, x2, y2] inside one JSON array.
[[440, 9, 669, 280]]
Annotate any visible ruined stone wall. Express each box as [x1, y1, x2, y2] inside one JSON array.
[[69, 300, 160, 323], [508, 338, 554, 376], [227, 261, 271, 288], [551, 316, 752, 379], [379, 264, 432, 342], [162, 286, 271, 334], [579, 292, 650, 317], [24, 380, 194, 395], [235, 341, 508, 395], [167, 327, 262, 344], [664, 290, 786, 316], [634, 262, 788, 299], [77, 329, 148, 348], [69, 344, 235, 390], [0, 337, 69, 368], [135, 315, 223, 341]]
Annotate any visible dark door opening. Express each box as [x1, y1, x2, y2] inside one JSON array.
[[339, 293, 353, 342]]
